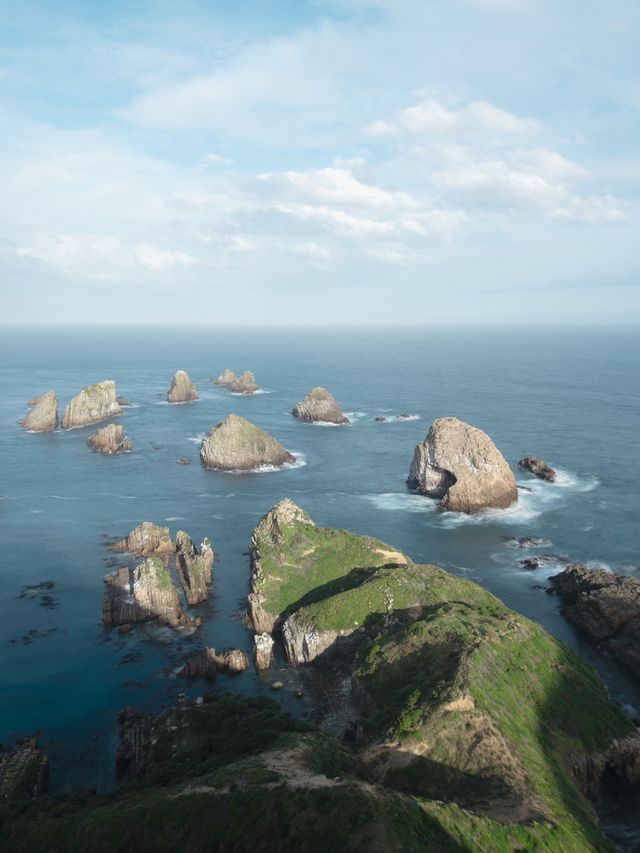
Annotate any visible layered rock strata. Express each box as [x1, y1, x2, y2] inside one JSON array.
[[62, 380, 121, 428], [112, 522, 175, 557], [21, 391, 58, 432], [103, 557, 194, 629], [292, 387, 350, 425], [167, 370, 199, 403], [87, 423, 132, 454], [175, 531, 213, 605]]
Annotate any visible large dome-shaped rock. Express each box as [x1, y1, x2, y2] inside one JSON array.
[[103, 557, 194, 630], [21, 391, 58, 432], [200, 414, 294, 472], [167, 370, 199, 403], [62, 380, 121, 428], [292, 387, 350, 425], [407, 417, 517, 514], [214, 369, 260, 394], [550, 564, 640, 680], [87, 423, 132, 454]]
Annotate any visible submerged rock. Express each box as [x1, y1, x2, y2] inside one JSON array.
[[214, 369, 260, 394], [177, 457, 191, 465], [374, 416, 386, 423], [200, 414, 294, 471], [103, 557, 195, 630], [178, 647, 249, 679], [292, 387, 350, 425], [550, 564, 640, 680], [62, 380, 121, 428], [407, 416, 518, 513], [0, 738, 48, 806], [87, 423, 132, 454], [112, 522, 175, 557], [254, 632, 275, 670], [21, 390, 58, 432], [116, 397, 131, 407], [518, 456, 557, 482], [174, 531, 213, 605], [167, 370, 199, 404]]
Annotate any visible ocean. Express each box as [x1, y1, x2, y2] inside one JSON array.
[[1, 326, 639, 845]]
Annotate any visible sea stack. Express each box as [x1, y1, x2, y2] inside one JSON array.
[[87, 423, 132, 454], [112, 521, 175, 557], [103, 557, 194, 630], [407, 416, 517, 513], [21, 390, 58, 432], [62, 380, 121, 428], [214, 370, 260, 394], [292, 387, 350, 425], [174, 531, 213, 605], [200, 414, 295, 471], [167, 370, 199, 404], [518, 456, 556, 482]]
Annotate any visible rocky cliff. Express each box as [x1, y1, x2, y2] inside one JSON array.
[[167, 370, 199, 403], [175, 530, 213, 605], [292, 387, 350, 424], [200, 414, 294, 471], [214, 369, 260, 394], [407, 416, 518, 513], [87, 423, 132, 454], [551, 564, 640, 680], [112, 521, 175, 556], [21, 390, 58, 432], [62, 380, 121, 428], [0, 738, 48, 808], [103, 557, 194, 630]]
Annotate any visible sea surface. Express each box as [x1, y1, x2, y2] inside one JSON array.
[[1, 326, 639, 845]]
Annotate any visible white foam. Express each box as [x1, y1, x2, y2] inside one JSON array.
[[30, 509, 43, 514], [187, 433, 206, 444], [214, 452, 307, 475], [344, 411, 367, 420], [365, 493, 437, 514], [551, 468, 600, 492], [311, 420, 349, 427], [622, 703, 638, 719], [229, 388, 270, 395], [164, 516, 184, 522]]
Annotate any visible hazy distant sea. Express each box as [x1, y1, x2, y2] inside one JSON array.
[[1, 326, 639, 844]]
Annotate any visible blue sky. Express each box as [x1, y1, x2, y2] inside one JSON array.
[[1, 0, 639, 324]]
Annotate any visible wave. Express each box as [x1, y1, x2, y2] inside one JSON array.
[[164, 516, 184, 522], [374, 414, 420, 423], [364, 493, 438, 514], [97, 492, 138, 500], [550, 468, 600, 492], [229, 388, 271, 396], [311, 420, 350, 428], [187, 433, 206, 444], [213, 452, 307, 475], [344, 411, 367, 420]]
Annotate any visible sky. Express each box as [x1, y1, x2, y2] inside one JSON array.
[[1, 0, 639, 325]]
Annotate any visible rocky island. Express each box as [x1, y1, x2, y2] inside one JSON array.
[[112, 521, 175, 557], [62, 380, 121, 429], [518, 455, 557, 482], [200, 414, 294, 471], [167, 370, 199, 403], [214, 369, 260, 394], [407, 416, 518, 513], [87, 423, 132, 454], [21, 390, 58, 432], [551, 564, 640, 680], [175, 531, 213, 605], [292, 387, 350, 424]]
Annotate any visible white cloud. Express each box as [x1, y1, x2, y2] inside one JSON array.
[[134, 243, 194, 272]]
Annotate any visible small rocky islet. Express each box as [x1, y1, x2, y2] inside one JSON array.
[[292, 386, 350, 424], [87, 423, 132, 454], [21, 390, 58, 432], [214, 368, 260, 394], [200, 413, 294, 471], [167, 369, 199, 403]]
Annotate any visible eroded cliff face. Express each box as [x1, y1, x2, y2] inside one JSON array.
[[292, 387, 350, 424], [408, 416, 518, 513], [62, 380, 121, 428], [551, 564, 640, 680], [21, 391, 58, 432], [175, 531, 213, 605], [167, 370, 199, 403], [200, 414, 294, 471], [87, 423, 132, 454]]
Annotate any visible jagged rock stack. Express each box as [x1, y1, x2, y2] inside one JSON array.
[[407, 416, 518, 513], [292, 387, 350, 425], [175, 531, 213, 605], [167, 370, 199, 403], [200, 414, 294, 471], [254, 633, 275, 670], [62, 380, 121, 428], [518, 456, 556, 482], [21, 391, 58, 432], [214, 369, 260, 394], [178, 647, 249, 678], [112, 522, 175, 557], [87, 423, 132, 454]]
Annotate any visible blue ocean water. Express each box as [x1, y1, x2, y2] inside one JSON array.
[[1, 327, 639, 830]]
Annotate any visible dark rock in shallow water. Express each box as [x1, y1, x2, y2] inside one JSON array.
[[0, 738, 48, 806], [177, 457, 191, 465], [521, 558, 540, 570], [21, 390, 58, 432], [518, 456, 556, 482], [178, 647, 249, 679], [551, 564, 640, 680], [374, 416, 386, 422], [408, 416, 518, 513], [292, 387, 350, 425], [116, 397, 131, 407], [175, 531, 213, 605], [87, 423, 132, 454]]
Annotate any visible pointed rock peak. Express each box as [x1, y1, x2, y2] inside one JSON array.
[[167, 370, 199, 403], [21, 390, 58, 432], [200, 415, 294, 471], [292, 387, 349, 424]]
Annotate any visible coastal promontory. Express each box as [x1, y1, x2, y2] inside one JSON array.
[[62, 380, 121, 429], [200, 414, 294, 471], [167, 370, 199, 403], [292, 387, 350, 425], [21, 390, 58, 432], [407, 416, 518, 513]]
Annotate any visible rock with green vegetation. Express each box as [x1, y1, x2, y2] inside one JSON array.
[[112, 521, 175, 557], [551, 563, 640, 680], [87, 423, 132, 454], [62, 380, 121, 429], [292, 387, 350, 424], [247, 498, 408, 635], [21, 390, 58, 432], [167, 370, 199, 403], [0, 738, 48, 810], [103, 557, 195, 630], [175, 531, 213, 605], [200, 414, 294, 472], [407, 416, 518, 513], [214, 369, 260, 394]]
